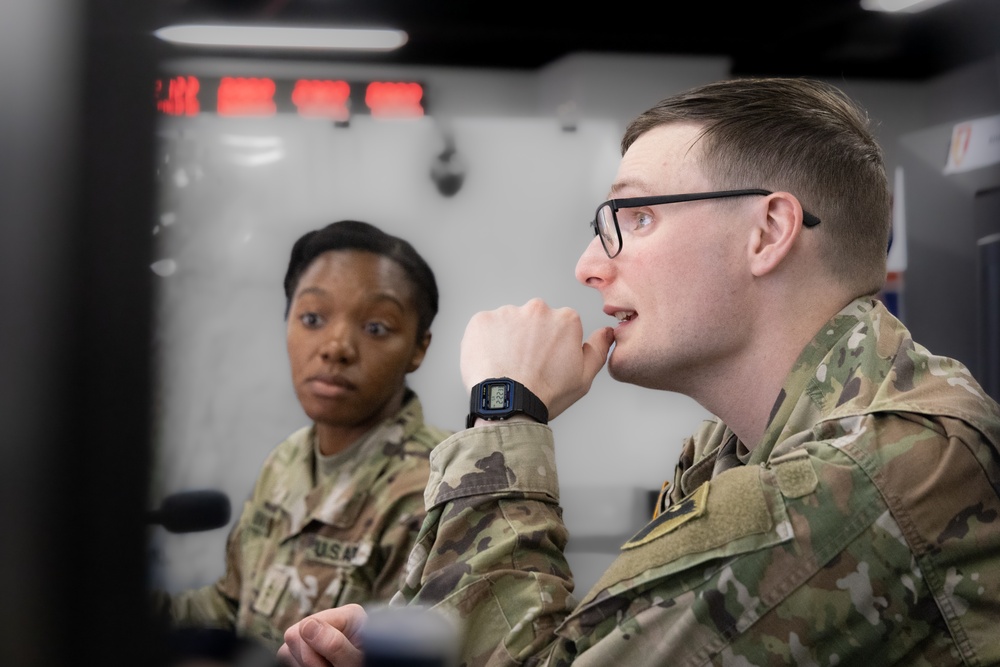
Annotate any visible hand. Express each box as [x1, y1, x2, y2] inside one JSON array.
[[460, 298, 614, 420], [276, 604, 367, 667]]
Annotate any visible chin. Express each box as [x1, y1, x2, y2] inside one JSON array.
[[606, 351, 632, 384], [608, 353, 667, 390]]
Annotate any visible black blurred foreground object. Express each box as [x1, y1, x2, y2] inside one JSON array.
[[148, 490, 232, 533], [0, 1, 161, 665], [362, 605, 459, 667], [165, 627, 278, 667]]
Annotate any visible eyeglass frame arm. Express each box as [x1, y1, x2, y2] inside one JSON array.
[[590, 188, 823, 255]]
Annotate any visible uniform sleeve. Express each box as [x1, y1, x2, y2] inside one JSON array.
[[394, 422, 574, 667], [165, 500, 247, 629]]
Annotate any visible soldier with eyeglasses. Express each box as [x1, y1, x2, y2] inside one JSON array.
[[279, 77, 1000, 667]]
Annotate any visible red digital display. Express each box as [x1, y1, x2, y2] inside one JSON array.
[[365, 81, 424, 118], [157, 75, 201, 116], [292, 79, 351, 121], [155, 74, 426, 120], [217, 77, 277, 117]]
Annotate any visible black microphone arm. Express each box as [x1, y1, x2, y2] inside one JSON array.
[[147, 489, 231, 533]]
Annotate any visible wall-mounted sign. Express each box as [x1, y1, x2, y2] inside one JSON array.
[[944, 113, 1000, 175], [155, 75, 426, 120]]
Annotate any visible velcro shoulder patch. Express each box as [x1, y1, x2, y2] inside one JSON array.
[[577, 464, 789, 608], [623, 482, 709, 550]]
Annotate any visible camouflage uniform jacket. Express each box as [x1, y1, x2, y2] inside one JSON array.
[[395, 299, 1000, 666], [167, 391, 451, 651]]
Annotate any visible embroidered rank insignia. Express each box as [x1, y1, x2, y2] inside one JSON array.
[[622, 481, 709, 550], [252, 565, 290, 617]]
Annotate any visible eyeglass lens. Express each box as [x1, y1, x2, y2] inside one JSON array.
[[595, 204, 620, 257]]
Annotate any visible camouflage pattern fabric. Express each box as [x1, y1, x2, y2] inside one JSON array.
[[160, 391, 452, 652], [394, 299, 1000, 666]]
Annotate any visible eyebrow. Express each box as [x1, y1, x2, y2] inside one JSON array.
[[294, 286, 407, 311], [369, 292, 407, 311], [607, 179, 652, 198], [293, 286, 329, 301]]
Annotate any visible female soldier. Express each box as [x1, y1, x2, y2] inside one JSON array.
[[156, 219, 451, 653]]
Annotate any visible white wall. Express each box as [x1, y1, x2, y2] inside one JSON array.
[[148, 52, 933, 597]]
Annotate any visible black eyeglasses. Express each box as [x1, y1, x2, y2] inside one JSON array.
[[590, 188, 822, 259]]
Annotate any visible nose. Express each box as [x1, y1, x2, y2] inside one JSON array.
[[319, 324, 358, 365], [575, 235, 612, 289]]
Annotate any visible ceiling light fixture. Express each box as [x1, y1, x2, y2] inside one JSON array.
[[153, 25, 408, 51], [860, 0, 952, 13]]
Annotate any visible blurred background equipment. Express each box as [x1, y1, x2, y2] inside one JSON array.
[[148, 490, 232, 533], [429, 131, 465, 198]]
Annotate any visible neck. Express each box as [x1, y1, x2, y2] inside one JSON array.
[[315, 423, 370, 457], [694, 289, 854, 449]]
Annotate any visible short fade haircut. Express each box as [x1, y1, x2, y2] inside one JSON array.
[[283, 220, 439, 336], [623, 77, 892, 297]]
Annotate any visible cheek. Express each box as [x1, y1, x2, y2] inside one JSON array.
[[657, 238, 724, 290], [631, 249, 704, 330], [286, 335, 311, 379], [362, 341, 416, 380], [630, 248, 680, 297]]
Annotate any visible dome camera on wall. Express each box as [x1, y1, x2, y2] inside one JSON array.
[[430, 140, 465, 198]]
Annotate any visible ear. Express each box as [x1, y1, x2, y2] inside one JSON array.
[[747, 192, 806, 277], [407, 330, 432, 372]]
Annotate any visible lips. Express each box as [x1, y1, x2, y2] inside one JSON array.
[[604, 305, 636, 324], [306, 373, 357, 397]]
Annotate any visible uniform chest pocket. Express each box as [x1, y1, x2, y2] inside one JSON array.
[[306, 536, 376, 607]]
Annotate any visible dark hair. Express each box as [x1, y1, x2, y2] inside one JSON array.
[[623, 77, 891, 297], [283, 220, 439, 335]]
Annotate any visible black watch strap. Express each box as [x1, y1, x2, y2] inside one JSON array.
[[467, 377, 549, 429]]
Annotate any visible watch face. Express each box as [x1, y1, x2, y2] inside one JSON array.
[[469, 377, 546, 429], [487, 383, 508, 409]]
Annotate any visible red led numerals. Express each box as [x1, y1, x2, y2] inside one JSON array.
[[291, 79, 351, 120], [156, 76, 201, 116], [217, 77, 277, 117], [365, 82, 424, 118]]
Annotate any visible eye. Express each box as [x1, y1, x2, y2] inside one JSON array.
[[364, 321, 391, 336], [299, 312, 323, 328], [619, 208, 654, 232]]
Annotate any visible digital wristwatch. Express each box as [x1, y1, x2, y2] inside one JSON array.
[[467, 377, 549, 428]]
